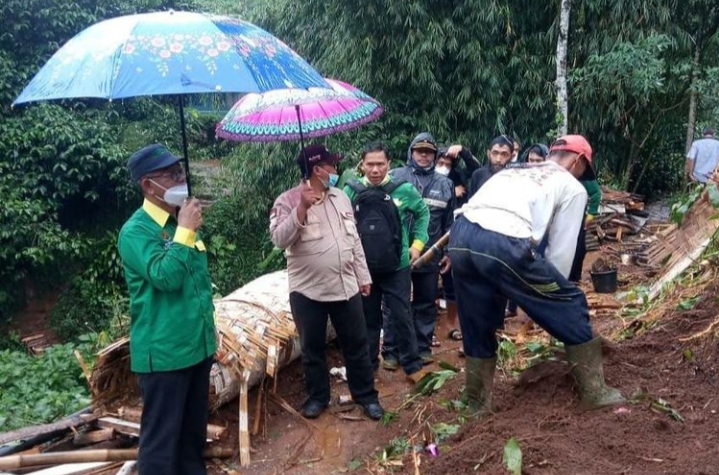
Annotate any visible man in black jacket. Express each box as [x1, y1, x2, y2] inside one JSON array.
[[382, 132, 455, 367], [469, 135, 515, 197]]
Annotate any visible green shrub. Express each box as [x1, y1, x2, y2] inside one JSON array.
[[0, 342, 93, 431]]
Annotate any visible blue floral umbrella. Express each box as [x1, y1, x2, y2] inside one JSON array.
[[13, 10, 329, 192]]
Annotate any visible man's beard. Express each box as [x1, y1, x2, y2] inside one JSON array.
[[490, 162, 505, 172]]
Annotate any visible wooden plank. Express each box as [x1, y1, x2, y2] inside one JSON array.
[[115, 461, 136, 475], [73, 429, 115, 447], [25, 462, 110, 475], [115, 408, 226, 440], [95, 419, 140, 438], [96, 418, 213, 443]]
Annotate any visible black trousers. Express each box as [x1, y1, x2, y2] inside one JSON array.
[[289, 292, 378, 406], [383, 270, 439, 356], [569, 225, 587, 282], [363, 267, 423, 374], [137, 356, 214, 475]]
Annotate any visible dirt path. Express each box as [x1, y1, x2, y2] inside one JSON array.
[[209, 255, 719, 475]]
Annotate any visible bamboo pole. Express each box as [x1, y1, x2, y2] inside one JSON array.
[[0, 447, 233, 470]]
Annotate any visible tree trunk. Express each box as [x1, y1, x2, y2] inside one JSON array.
[[685, 43, 702, 153], [555, 0, 572, 136]]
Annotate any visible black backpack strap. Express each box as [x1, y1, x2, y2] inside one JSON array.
[[347, 178, 367, 195], [382, 179, 406, 195]]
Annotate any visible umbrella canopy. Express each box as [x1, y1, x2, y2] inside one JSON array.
[[215, 79, 383, 142], [13, 10, 328, 104]]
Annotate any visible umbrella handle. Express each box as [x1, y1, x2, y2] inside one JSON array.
[[178, 95, 193, 196], [295, 105, 308, 180]]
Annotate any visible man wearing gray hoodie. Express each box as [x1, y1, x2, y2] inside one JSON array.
[[382, 133, 455, 366]]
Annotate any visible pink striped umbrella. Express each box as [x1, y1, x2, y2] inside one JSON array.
[[215, 78, 383, 144]]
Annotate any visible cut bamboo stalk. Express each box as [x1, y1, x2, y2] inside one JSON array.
[[0, 448, 233, 470]]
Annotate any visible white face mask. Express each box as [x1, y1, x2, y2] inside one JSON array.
[[151, 181, 188, 207], [435, 166, 451, 176]]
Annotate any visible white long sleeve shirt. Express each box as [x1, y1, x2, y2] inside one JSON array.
[[457, 161, 588, 278]]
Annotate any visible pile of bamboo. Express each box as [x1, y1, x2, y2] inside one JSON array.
[[83, 270, 304, 469], [0, 405, 232, 474]]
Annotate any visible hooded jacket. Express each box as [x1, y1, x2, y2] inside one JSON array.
[[391, 133, 455, 272]]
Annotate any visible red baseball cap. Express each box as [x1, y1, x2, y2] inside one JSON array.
[[550, 135, 595, 180]]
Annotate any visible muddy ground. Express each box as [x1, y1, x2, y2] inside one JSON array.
[[208, 259, 719, 475]]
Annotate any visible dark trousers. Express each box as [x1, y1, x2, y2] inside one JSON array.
[[363, 267, 422, 374], [507, 235, 548, 314], [568, 225, 587, 282], [383, 270, 439, 356], [441, 269, 455, 302], [289, 292, 377, 406], [137, 356, 214, 475], [448, 217, 593, 358]]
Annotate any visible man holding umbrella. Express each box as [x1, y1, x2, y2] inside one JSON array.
[[270, 144, 384, 420], [118, 144, 216, 475]]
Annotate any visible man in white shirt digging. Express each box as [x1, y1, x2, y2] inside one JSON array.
[[447, 135, 625, 415]]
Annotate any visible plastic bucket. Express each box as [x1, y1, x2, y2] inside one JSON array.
[[590, 269, 617, 293]]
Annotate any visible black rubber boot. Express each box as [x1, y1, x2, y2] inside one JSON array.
[[464, 356, 496, 416], [565, 337, 626, 410]]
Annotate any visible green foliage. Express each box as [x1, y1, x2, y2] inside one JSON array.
[[431, 422, 460, 443], [0, 342, 93, 431], [49, 233, 128, 341], [502, 437, 523, 475], [670, 183, 706, 223]]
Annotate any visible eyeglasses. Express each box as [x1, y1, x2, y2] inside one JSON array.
[[146, 167, 185, 183]]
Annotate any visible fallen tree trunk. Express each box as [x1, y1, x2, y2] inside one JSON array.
[[0, 447, 233, 470]]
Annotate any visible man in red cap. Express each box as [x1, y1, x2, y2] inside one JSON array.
[[270, 144, 384, 421], [447, 134, 625, 415]]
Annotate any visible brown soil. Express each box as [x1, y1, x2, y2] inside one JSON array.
[[208, 258, 719, 475]]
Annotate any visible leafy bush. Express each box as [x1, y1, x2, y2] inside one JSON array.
[[49, 233, 129, 341], [0, 342, 93, 431]]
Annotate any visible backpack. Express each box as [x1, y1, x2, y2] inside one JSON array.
[[347, 179, 405, 273]]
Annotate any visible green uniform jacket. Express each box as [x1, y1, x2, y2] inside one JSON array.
[[343, 175, 430, 270], [118, 200, 216, 373], [583, 179, 602, 216]]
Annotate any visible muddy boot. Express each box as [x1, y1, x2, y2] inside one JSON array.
[[565, 337, 626, 410], [464, 356, 496, 416]]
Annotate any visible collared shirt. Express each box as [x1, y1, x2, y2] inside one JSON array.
[[118, 199, 216, 373], [270, 185, 372, 302], [458, 161, 587, 278], [687, 137, 719, 183]]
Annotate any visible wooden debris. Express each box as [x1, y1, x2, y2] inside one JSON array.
[[0, 411, 97, 446], [0, 448, 233, 471], [72, 430, 115, 447]]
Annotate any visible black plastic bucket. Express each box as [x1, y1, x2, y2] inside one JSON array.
[[590, 269, 617, 293]]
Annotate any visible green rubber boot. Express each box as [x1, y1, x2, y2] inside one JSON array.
[[565, 337, 626, 410], [464, 356, 497, 416]]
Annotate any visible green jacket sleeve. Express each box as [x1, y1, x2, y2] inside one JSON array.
[[118, 221, 192, 292], [583, 180, 602, 215], [401, 183, 430, 247]]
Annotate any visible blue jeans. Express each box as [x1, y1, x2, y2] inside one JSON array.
[[447, 217, 593, 358]]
